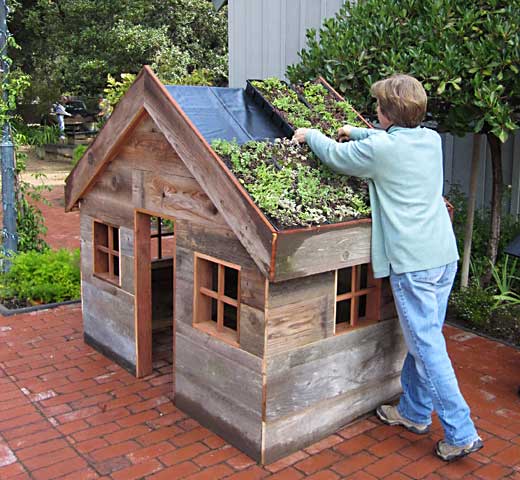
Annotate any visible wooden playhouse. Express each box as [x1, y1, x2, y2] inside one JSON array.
[[65, 66, 406, 464]]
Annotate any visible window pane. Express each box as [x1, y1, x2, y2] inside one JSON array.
[[113, 255, 119, 277], [360, 264, 368, 289], [224, 267, 239, 299], [223, 304, 238, 331], [336, 299, 351, 325], [198, 258, 219, 291], [211, 262, 218, 292], [337, 267, 352, 295], [358, 295, 367, 319], [211, 298, 218, 322], [112, 227, 119, 252], [95, 249, 109, 273], [94, 222, 108, 248]]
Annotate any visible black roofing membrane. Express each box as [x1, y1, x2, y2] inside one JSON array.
[[165, 85, 287, 145]]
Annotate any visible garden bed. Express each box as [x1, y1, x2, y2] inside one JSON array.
[[212, 78, 372, 229], [0, 298, 81, 317], [447, 308, 520, 349]]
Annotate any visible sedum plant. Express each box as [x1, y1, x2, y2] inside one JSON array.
[[252, 78, 365, 137], [212, 138, 369, 228]]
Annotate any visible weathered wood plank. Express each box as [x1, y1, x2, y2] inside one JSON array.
[[176, 323, 263, 406], [82, 280, 136, 367], [140, 171, 228, 228], [239, 304, 265, 358], [174, 245, 194, 327], [80, 191, 134, 229], [266, 272, 335, 356], [262, 374, 401, 464], [143, 69, 274, 278], [265, 318, 405, 419], [118, 121, 195, 179], [273, 222, 371, 282], [175, 372, 262, 461]]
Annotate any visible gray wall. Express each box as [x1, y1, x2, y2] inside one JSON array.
[[228, 0, 346, 88], [227, 0, 520, 216], [442, 132, 520, 216]]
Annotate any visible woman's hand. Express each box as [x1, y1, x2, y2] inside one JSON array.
[[293, 128, 310, 144], [338, 125, 353, 143]]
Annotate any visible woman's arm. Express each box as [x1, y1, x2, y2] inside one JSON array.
[[294, 128, 379, 179]]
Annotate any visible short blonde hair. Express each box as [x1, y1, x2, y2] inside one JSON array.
[[371, 74, 427, 128]]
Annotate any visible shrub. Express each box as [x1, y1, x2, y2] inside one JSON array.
[[72, 144, 89, 166], [0, 249, 81, 304], [450, 282, 494, 326]]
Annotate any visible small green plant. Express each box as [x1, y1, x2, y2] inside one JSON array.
[[103, 73, 137, 116], [489, 256, 520, 309], [72, 144, 88, 166], [212, 138, 370, 228], [14, 124, 61, 146], [0, 249, 81, 305], [252, 78, 365, 137]]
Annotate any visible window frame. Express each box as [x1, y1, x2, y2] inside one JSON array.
[[193, 252, 241, 346], [93, 220, 121, 286], [334, 263, 382, 334]]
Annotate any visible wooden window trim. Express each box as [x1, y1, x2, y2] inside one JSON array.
[[93, 220, 121, 287], [334, 263, 382, 335], [193, 252, 241, 347]]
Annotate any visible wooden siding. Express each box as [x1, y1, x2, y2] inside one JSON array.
[[175, 321, 264, 461], [263, 319, 406, 464]]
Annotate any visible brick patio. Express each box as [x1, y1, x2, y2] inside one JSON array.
[[0, 186, 518, 479]]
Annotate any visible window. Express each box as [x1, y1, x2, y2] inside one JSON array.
[[93, 221, 120, 285], [335, 263, 382, 333], [193, 253, 240, 345], [150, 216, 175, 260]]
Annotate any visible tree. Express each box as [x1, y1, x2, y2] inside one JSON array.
[[288, 0, 520, 276], [11, 0, 228, 111]]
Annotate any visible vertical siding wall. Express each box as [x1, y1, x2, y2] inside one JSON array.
[[442, 132, 520, 216], [228, 0, 520, 216], [228, 0, 346, 88]]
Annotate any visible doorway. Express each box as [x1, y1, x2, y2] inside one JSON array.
[[134, 211, 175, 378]]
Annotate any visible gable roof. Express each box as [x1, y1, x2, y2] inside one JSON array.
[[65, 66, 276, 277], [65, 66, 372, 282]]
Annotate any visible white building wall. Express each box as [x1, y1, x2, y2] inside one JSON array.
[[228, 0, 346, 88]]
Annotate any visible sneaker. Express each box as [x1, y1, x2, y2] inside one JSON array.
[[435, 437, 483, 462], [376, 405, 430, 434]]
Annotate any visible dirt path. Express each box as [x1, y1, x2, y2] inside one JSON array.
[[15, 146, 80, 250], [19, 146, 72, 186]]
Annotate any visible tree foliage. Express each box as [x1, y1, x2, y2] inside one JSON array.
[[288, 0, 519, 142], [11, 0, 228, 107]]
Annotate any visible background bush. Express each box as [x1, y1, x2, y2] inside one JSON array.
[[0, 249, 81, 304]]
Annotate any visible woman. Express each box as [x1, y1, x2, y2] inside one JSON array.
[[293, 74, 482, 462]]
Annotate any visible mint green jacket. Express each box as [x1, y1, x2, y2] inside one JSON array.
[[305, 126, 459, 278]]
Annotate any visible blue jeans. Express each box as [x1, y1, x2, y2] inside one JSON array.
[[390, 261, 478, 446]]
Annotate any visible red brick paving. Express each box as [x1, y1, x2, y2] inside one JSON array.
[[0, 185, 519, 479], [0, 307, 518, 479]]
